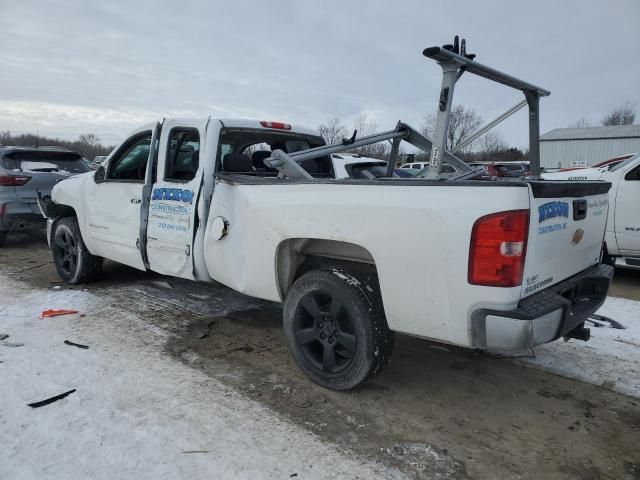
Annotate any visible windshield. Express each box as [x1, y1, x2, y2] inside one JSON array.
[[2, 151, 89, 174], [607, 154, 639, 172]]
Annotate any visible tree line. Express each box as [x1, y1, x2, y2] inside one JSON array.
[[319, 100, 637, 164], [0, 131, 114, 160], [569, 102, 636, 128], [318, 108, 525, 164]]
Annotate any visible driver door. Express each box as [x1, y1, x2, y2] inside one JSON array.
[[86, 129, 153, 270], [146, 119, 205, 279]]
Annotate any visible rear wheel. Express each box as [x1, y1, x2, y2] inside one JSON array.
[[52, 217, 103, 284], [0, 231, 7, 247], [283, 267, 394, 390]]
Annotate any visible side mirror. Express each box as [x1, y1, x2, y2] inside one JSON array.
[[94, 165, 106, 184]]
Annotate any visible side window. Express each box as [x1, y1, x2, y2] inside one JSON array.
[[165, 128, 200, 182], [625, 165, 640, 181], [412, 164, 420, 169], [107, 133, 152, 182]]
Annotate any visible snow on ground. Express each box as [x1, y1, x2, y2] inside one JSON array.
[[521, 296, 640, 398], [0, 276, 406, 480]]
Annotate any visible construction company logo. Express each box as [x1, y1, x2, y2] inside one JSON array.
[[538, 201, 569, 223], [570, 228, 585, 245], [152, 188, 194, 204], [538, 201, 569, 236]]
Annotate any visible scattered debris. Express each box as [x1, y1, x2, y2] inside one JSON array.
[[614, 338, 640, 347], [181, 450, 210, 454], [1, 342, 24, 348], [587, 314, 625, 329], [190, 319, 215, 338], [64, 340, 89, 349], [0, 333, 9, 341], [27, 389, 76, 408], [40, 309, 79, 319], [19, 263, 48, 272], [290, 474, 298, 478], [52, 286, 62, 290], [151, 280, 173, 289]]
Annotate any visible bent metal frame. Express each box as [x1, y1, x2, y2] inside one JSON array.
[[265, 36, 550, 181]]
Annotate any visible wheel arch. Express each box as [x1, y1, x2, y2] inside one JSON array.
[[275, 238, 379, 300]]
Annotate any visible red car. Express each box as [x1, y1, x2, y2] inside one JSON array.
[[559, 154, 635, 172]]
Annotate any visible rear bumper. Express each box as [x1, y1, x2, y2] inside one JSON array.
[[471, 263, 614, 351]]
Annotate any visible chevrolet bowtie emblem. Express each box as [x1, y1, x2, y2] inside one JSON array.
[[570, 228, 584, 245]]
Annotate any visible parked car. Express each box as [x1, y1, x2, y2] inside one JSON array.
[[88, 155, 108, 170], [493, 162, 526, 177], [400, 161, 460, 177], [400, 161, 429, 170], [331, 153, 387, 179], [0, 146, 88, 246], [558, 154, 634, 173], [544, 153, 640, 269], [332, 153, 421, 179], [468, 162, 501, 177]]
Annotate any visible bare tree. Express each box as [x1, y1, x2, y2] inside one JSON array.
[[0, 130, 10, 145], [78, 133, 100, 148], [74, 133, 104, 159], [602, 102, 636, 126], [318, 118, 347, 145], [569, 118, 592, 128], [422, 105, 482, 153], [478, 131, 507, 154], [348, 114, 387, 159]]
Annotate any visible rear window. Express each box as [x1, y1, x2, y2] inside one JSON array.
[[609, 154, 639, 173], [2, 151, 89, 174]]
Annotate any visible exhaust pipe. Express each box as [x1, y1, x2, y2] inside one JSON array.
[[564, 325, 591, 342]]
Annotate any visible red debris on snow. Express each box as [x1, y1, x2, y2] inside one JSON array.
[[39, 309, 79, 319]]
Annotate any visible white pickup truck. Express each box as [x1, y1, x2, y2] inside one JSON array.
[[543, 153, 640, 269], [39, 39, 614, 390]]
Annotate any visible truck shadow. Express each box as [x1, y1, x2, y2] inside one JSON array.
[[163, 295, 640, 480]]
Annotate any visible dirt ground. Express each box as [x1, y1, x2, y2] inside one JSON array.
[[1, 231, 639, 480]]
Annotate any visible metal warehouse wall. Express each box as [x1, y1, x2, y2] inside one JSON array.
[[540, 138, 640, 168]]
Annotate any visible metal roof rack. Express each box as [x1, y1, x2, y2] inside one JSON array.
[[264, 36, 550, 181], [421, 36, 550, 179]]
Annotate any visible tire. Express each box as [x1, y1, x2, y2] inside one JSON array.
[[283, 267, 394, 390], [0, 231, 7, 247], [51, 217, 103, 284]]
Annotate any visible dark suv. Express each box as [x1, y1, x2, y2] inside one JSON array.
[[0, 146, 89, 246]]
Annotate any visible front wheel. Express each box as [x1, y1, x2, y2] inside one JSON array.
[[283, 267, 394, 390], [52, 217, 103, 284]]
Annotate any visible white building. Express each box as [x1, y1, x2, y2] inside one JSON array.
[[540, 125, 640, 169]]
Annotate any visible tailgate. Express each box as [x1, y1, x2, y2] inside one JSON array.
[[521, 181, 611, 298]]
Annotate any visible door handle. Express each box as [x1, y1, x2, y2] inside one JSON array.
[[130, 198, 141, 204]]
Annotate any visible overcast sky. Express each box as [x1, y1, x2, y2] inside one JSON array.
[[1, 0, 638, 148]]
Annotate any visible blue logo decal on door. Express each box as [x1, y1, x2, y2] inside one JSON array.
[[152, 188, 194, 204]]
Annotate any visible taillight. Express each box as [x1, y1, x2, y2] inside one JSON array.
[[0, 175, 31, 186], [259, 121, 292, 130], [468, 210, 529, 287]]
